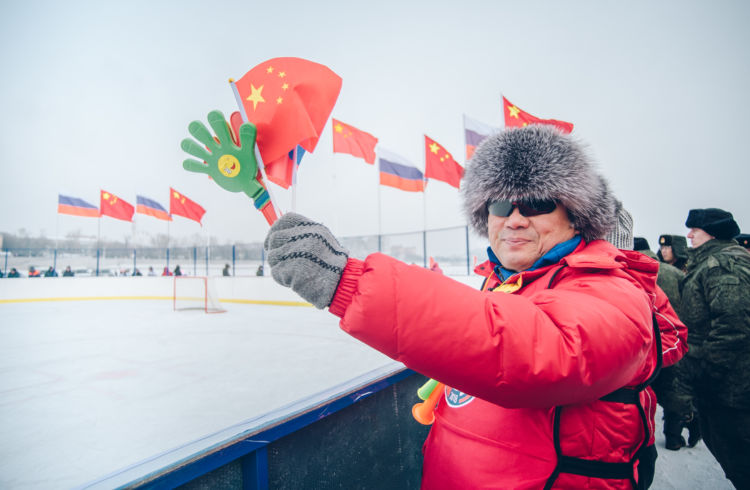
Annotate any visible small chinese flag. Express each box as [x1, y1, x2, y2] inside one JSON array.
[[231, 57, 342, 188], [170, 188, 206, 225], [332, 118, 379, 164], [424, 135, 463, 189], [100, 190, 134, 222], [502, 96, 574, 134]]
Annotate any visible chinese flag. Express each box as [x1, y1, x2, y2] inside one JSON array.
[[232, 57, 343, 188], [332, 118, 378, 164], [424, 135, 463, 189], [502, 96, 574, 134], [100, 190, 134, 222], [170, 188, 206, 225]]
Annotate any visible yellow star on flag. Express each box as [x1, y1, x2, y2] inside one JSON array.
[[276, 97, 283, 104], [334, 123, 343, 133], [246, 84, 265, 111], [508, 105, 521, 118], [282, 83, 289, 91], [266, 66, 274, 74], [278, 71, 286, 78], [429, 142, 440, 154]]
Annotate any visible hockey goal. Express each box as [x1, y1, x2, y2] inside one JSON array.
[[173, 276, 226, 313]]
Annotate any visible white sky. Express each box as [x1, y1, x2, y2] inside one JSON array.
[[1, 0, 748, 251]]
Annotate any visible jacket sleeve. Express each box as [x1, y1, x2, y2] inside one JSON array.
[[653, 286, 689, 367], [329, 253, 655, 409]]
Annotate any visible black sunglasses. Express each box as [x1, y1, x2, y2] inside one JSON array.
[[487, 199, 557, 217]]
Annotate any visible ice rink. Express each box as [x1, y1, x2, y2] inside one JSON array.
[[0, 296, 735, 489]]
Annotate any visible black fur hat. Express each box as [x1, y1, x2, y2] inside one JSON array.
[[461, 125, 616, 242], [685, 208, 740, 240], [634, 237, 650, 251]]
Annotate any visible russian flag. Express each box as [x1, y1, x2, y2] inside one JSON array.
[[136, 195, 172, 221], [58, 194, 99, 217], [378, 149, 425, 192], [464, 114, 499, 161]]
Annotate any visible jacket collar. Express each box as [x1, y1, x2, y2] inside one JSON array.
[[487, 236, 583, 282]]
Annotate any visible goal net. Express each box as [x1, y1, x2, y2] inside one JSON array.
[[173, 276, 226, 313]]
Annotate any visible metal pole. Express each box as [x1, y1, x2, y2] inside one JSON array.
[[232, 245, 236, 276], [193, 247, 197, 276], [53, 248, 57, 271], [96, 248, 100, 277], [133, 248, 136, 275], [422, 230, 427, 268], [205, 246, 209, 276], [166, 248, 170, 271]]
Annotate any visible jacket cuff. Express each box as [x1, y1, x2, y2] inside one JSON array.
[[329, 258, 365, 318]]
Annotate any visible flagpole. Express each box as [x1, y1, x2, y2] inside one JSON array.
[[291, 146, 298, 212], [376, 152, 382, 253], [230, 79, 283, 217], [422, 150, 428, 269]]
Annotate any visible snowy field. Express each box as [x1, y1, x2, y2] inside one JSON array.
[[0, 299, 734, 489]]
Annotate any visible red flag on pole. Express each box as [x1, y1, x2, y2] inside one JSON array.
[[231, 57, 342, 188], [424, 135, 463, 189], [100, 190, 134, 222], [332, 118, 378, 164], [502, 96, 574, 134], [170, 188, 205, 225]]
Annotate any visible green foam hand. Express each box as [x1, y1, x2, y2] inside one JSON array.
[[181, 110, 270, 210]]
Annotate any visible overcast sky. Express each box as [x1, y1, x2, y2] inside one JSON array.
[[1, 0, 748, 251]]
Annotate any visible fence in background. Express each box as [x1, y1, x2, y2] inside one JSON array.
[[1, 225, 489, 278]]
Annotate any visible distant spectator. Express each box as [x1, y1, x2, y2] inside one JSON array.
[[132, 268, 142, 276], [28, 266, 40, 277], [223, 264, 231, 276], [737, 233, 750, 251], [62, 266, 74, 277], [256, 264, 264, 276], [428, 256, 443, 274], [7, 267, 20, 278], [173, 265, 182, 276], [44, 266, 58, 277], [162, 266, 172, 276], [0, 269, 4, 278], [148, 266, 157, 276]]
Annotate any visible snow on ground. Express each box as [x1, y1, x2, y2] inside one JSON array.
[[0, 299, 734, 489]]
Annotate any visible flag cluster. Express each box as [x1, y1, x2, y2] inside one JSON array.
[[225, 57, 573, 206], [329, 96, 571, 193], [57, 188, 206, 225]]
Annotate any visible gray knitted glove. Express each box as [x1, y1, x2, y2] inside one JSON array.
[[264, 212, 349, 309]]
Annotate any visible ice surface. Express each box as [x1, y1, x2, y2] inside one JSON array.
[[0, 300, 734, 489]]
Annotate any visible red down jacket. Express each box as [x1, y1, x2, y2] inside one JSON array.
[[329, 239, 686, 489]]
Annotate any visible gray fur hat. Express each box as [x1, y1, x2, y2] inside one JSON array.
[[461, 125, 617, 242]]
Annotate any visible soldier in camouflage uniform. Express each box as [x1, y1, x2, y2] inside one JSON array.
[[677, 208, 750, 489], [736, 233, 750, 251], [657, 234, 689, 271], [634, 237, 699, 450]]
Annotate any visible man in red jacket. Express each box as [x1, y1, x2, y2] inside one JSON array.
[[265, 125, 684, 489]]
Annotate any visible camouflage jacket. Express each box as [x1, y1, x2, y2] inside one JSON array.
[[642, 249, 683, 308], [679, 239, 750, 408]]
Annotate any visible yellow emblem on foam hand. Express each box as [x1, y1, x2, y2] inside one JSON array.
[[218, 154, 241, 178]]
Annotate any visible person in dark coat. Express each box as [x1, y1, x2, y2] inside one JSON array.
[[635, 236, 700, 450], [657, 234, 689, 271], [676, 208, 750, 489]]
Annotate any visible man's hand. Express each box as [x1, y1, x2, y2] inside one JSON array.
[[181, 110, 269, 208], [264, 213, 349, 309]]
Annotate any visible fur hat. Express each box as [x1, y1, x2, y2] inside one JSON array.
[[736, 233, 750, 249], [461, 125, 616, 242], [633, 237, 650, 251], [685, 208, 740, 240]]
